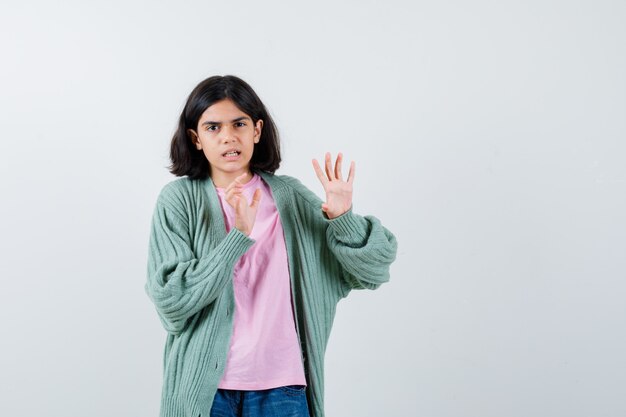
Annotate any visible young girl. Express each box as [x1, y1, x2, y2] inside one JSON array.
[[145, 75, 398, 417]]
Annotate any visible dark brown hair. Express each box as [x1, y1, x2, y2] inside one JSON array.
[[168, 75, 281, 180]]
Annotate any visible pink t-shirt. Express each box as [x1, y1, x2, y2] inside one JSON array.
[[214, 172, 307, 390]]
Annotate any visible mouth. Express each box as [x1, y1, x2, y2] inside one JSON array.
[[222, 150, 241, 157]]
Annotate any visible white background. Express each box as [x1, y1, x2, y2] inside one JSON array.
[[1, 1, 625, 416]]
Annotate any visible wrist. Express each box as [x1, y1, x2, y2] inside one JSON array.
[[324, 205, 352, 220], [234, 225, 251, 236]]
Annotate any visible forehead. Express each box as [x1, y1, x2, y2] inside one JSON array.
[[199, 99, 250, 122]]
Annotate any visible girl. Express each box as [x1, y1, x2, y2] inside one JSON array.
[[145, 75, 398, 417]]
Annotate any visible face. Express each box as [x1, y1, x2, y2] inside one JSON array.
[[188, 98, 263, 187]]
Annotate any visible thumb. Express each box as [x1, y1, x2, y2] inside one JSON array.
[[250, 188, 262, 209]]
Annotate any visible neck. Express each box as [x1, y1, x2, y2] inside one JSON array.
[[211, 169, 254, 188]]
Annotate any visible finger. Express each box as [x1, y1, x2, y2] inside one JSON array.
[[226, 186, 243, 202], [226, 181, 243, 194], [335, 152, 343, 181], [225, 181, 243, 198], [250, 188, 262, 209], [236, 194, 248, 214], [233, 173, 247, 186], [227, 178, 243, 189], [226, 191, 239, 208], [233, 195, 242, 214], [347, 161, 355, 185], [312, 158, 329, 186], [324, 152, 335, 180]]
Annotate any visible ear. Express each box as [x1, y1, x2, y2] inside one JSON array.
[[254, 119, 263, 143], [187, 129, 202, 150]]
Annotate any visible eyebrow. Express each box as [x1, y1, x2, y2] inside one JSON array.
[[201, 116, 250, 126]]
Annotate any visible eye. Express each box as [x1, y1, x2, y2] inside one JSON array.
[[235, 122, 246, 127], [206, 125, 218, 131]]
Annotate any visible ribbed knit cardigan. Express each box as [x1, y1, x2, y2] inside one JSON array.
[[145, 169, 398, 417]]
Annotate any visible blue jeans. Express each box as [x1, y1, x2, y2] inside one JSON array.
[[209, 385, 310, 417]]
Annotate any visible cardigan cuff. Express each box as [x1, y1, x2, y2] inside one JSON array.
[[220, 227, 256, 261], [323, 206, 369, 246]]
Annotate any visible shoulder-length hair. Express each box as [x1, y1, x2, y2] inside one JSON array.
[[168, 75, 281, 180]]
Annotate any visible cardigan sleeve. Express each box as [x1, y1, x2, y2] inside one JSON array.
[[145, 192, 255, 336], [277, 174, 398, 293], [323, 206, 398, 291]]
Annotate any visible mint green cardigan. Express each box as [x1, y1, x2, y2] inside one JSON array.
[[145, 169, 398, 417]]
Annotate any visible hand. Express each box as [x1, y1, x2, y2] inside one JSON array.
[[312, 152, 354, 219], [224, 173, 262, 236]]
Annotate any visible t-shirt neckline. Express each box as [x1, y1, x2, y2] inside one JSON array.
[[214, 172, 260, 195]]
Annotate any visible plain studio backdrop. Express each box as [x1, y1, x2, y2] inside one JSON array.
[[0, 1, 624, 416]]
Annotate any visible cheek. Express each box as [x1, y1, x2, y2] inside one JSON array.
[[201, 148, 219, 161]]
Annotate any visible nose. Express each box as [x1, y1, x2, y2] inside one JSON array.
[[218, 125, 237, 142]]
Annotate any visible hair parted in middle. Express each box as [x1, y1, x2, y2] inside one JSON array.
[[168, 75, 281, 180]]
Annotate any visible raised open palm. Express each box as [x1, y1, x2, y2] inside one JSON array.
[[312, 152, 355, 219]]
